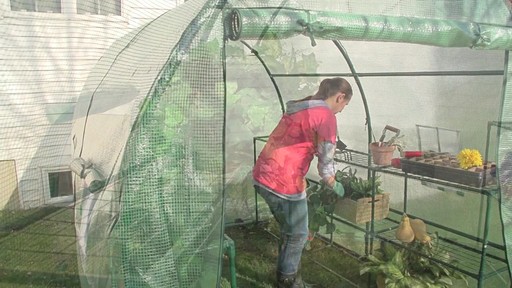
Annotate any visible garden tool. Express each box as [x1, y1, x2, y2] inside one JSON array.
[[336, 136, 347, 151], [377, 125, 400, 146]]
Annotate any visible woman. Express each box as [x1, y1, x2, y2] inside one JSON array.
[[253, 77, 353, 287]]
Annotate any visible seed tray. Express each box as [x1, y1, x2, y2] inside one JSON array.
[[400, 152, 495, 187]]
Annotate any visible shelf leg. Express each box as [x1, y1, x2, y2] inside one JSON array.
[[368, 170, 376, 254], [477, 194, 493, 288], [404, 174, 408, 213]]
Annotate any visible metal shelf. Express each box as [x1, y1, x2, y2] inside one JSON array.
[[333, 148, 506, 286], [334, 149, 499, 197], [375, 222, 508, 280]]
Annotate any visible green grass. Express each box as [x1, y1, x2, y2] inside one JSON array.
[[0, 207, 62, 238], [0, 207, 79, 288], [222, 221, 367, 288], [0, 208, 367, 288]]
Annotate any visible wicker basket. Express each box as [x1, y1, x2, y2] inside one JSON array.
[[334, 193, 390, 224]]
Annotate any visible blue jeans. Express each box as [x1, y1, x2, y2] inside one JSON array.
[[255, 185, 309, 276]]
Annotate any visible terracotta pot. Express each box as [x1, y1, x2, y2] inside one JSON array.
[[369, 142, 396, 166]]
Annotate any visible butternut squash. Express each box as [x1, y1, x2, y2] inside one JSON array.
[[395, 214, 415, 243], [410, 218, 431, 244]]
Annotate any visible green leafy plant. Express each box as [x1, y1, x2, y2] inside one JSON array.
[[335, 167, 384, 200], [306, 167, 385, 234], [360, 235, 468, 288], [306, 182, 338, 234]]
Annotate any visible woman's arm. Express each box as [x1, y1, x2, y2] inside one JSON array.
[[316, 141, 336, 185]]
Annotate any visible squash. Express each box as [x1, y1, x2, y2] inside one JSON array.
[[395, 214, 415, 243], [410, 218, 431, 244]]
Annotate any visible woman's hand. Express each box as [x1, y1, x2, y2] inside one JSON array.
[[326, 176, 345, 197]]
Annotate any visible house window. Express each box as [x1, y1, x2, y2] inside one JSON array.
[[10, 0, 61, 12], [77, 0, 121, 16], [9, 0, 122, 16], [42, 167, 74, 204], [48, 171, 73, 198]]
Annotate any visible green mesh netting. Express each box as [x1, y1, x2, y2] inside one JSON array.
[[227, 8, 512, 49], [498, 51, 512, 287], [71, 1, 225, 286]]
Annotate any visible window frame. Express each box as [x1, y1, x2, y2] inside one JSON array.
[[41, 166, 74, 205], [77, 0, 122, 16], [8, 0, 62, 13], [4, 0, 124, 17]]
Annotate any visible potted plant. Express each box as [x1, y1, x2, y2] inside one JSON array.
[[360, 217, 468, 288], [336, 167, 384, 200], [305, 167, 389, 236], [370, 126, 406, 166], [333, 167, 390, 224]]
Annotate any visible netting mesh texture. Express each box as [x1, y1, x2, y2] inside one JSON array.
[[115, 34, 225, 287], [70, 1, 226, 287]]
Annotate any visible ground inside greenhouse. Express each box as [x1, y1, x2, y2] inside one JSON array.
[[222, 221, 367, 288]]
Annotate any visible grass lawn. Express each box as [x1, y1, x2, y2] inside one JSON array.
[[0, 207, 80, 288], [0, 208, 367, 287]]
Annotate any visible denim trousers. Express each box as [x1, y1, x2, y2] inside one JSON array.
[[255, 185, 309, 276]]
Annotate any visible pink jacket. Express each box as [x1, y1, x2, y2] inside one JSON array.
[[253, 99, 337, 199]]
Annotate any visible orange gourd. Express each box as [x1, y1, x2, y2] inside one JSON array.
[[395, 214, 415, 243], [410, 218, 431, 244]]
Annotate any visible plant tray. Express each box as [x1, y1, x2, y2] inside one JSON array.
[[400, 152, 496, 187], [334, 193, 390, 224]]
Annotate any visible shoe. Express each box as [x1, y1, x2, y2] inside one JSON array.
[[277, 273, 314, 288]]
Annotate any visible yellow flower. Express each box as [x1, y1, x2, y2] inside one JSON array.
[[457, 149, 483, 169]]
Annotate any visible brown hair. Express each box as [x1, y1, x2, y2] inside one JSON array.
[[312, 77, 353, 101]]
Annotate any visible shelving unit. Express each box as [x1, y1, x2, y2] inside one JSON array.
[[334, 148, 507, 287]]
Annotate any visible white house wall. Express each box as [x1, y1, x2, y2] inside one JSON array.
[[0, 0, 185, 209]]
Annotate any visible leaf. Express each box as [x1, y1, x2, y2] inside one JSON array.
[[309, 193, 320, 204], [309, 221, 320, 233], [437, 276, 453, 286], [381, 242, 398, 261], [300, 52, 319, 70], [325, 223, 336, 234], [366, 255, 384, 264], [315, 214, 328, 226], [324, 203, 335, 214], [306, 183, 320, 194], [383, 265, 404, 281], [359, 266, 372, 275]]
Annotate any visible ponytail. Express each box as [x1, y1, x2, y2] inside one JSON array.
[[312, 78, 352, 100]]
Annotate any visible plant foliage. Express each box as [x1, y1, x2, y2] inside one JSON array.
[[360, 235, 468, 288], [306, 182, 338, 234], [335, 167, 384, 200], [306, 167, 385, 234]]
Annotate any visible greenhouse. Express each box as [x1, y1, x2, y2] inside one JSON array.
[[1, 0, 512, 287]]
